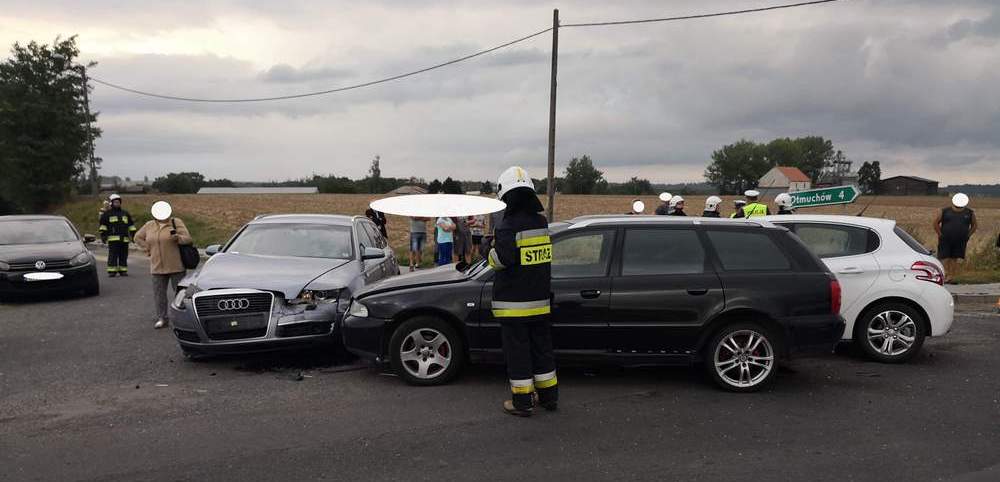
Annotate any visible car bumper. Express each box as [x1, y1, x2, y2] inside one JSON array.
[[169, 297, 341, 354], [780, 314, 846, 355], [0, 264, 97, 295], [341, 314, 391, 360], [921, 284, 955, 337]]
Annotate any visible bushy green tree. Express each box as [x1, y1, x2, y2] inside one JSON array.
[[857, 161, 882, 194], [0, 36, 99, 213], [704, 140, 769, 194], [428, 179, 442, 194], [152, 172, 205, 194], [563, 155, 605, 194]]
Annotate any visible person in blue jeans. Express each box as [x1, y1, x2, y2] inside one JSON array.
[[435, 216, 455, 265]]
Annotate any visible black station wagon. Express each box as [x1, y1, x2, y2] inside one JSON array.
[[342, 216, 845, 392]]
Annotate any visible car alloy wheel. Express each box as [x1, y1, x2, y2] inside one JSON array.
[[399, 327, 452, 380], [854, 302, 926, 363], [389, 316, 465, 386], [866, 310, 917, 357], [713, 329, 774, 389]]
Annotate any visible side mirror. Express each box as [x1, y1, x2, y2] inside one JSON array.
[[205, 244, 221, 256], [83, 234, 96, 244], [362, 246, 385, 260]]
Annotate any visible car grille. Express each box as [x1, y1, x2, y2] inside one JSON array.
[[193, 292, 273, 341], [194, 292, 273, 317], [9, 260, 72, 271], [277, 322, 332, 338]]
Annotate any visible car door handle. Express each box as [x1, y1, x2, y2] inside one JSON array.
[[687, 288, 709, 296], [838, 267, 864, 274], [580, 290, 601, 299]]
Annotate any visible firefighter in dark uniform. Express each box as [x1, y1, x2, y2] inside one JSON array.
[[488, 166, 557, 417], [98, 194, 137, 277]]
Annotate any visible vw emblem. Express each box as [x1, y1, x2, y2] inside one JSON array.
[[217, 298, 250, 311], [35, 260, 46, 271]]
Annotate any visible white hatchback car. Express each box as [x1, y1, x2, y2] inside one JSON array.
[[764, 215, 954, 363]]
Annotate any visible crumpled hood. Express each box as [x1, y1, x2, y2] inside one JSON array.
[[357, 263, 470, 298], [189, 252, 349, 299], [0, 242, 86, 263]]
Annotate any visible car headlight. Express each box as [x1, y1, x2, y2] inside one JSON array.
[[348, 300, 369, 318], [69, 251, 92, 267], [172, 288, 187, 309], [0, 260, 9, 271], [292, 289, 340, 305]]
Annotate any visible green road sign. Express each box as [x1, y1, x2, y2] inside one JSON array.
[[790, 185, 860, 208]]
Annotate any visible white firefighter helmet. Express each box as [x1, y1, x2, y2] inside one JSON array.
[[775, 192, 794, 209], [108, 193, 122, 202], [496, 166, 534, 199], [704, 195, 722, 212], [658, 192, 672, 203], [632, 200, 645, 213], [952, 193, 969, 208], [669, 195, 684, 208]]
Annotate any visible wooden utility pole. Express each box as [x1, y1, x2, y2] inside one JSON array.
[[546, 9, 559, 222], [81, 66, 99, 197]]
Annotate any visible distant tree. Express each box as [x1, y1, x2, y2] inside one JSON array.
[[857, 161, 882, 194], [203, 178, 235, 188], [442, 177, 463, 194], [428, 179, 442, 194], [563, 155, 605, 194], [792, 136, 835, 183], [311, 174, 357, 193], [0, 36, 100, 213], [481, 180, 494, 194], [621, 177, 654, 195], [367, 155, 381, 193], [152, 172, 205, 194], [704, 140, 769, 195]]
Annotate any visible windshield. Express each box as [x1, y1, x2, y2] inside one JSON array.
[[0, 220, 78, 245], [226, 223, 354, 259]]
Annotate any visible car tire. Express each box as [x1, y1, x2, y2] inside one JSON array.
[[704, 322, 779, 393], [389, 316, 465, 386], [853, 302, 925, 363]]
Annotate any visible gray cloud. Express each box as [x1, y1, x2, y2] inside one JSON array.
[[6, 0, 999, 184]]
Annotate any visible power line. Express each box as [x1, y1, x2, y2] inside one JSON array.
[[91, 27, 552, 103], [562, 0, 841, 28], [90, 0, 842, 103]]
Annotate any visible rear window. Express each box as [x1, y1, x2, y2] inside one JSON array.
[[706, 230, 792, 271], [621, 228, 705, 275], [792, 223, 879, 259], [894, 226, 931, 255]]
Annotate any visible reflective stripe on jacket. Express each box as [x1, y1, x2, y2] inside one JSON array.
[[490, 211, 552, 321], [99, 208, 136, 243], [743, 203, 769, 218]]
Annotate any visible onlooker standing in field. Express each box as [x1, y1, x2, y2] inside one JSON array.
[[453, 216, 472, 264], [135, 201, 193, 329], [468, 214, 486, 261], [654, 192, 672, 215], [934, 193, 977, 283], [435, 216, 456, 266], [408, 217, 428, 272]]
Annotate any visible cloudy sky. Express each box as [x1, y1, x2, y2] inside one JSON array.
[[2, 0, 998, 185]]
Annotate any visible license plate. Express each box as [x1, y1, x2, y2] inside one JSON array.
[[23, 272, 65, 282]]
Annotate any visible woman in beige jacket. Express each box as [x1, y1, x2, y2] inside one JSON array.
[[135, 207, 193, 329]]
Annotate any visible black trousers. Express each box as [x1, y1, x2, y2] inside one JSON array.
[[107, 242, 129, 273], [501, 319, 558, 409]]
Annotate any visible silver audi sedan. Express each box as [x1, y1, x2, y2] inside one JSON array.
[[168, 214, 399, 357]]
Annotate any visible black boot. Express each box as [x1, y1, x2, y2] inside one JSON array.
[[536, 386, 558, 411], [503, 393, 533, 417]]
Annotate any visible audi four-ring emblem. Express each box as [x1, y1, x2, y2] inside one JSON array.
[[217, 298, 250, 311]]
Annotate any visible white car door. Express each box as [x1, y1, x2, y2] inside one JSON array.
[[786, 222, 881, 315]]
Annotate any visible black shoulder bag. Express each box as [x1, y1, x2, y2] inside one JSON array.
[[172, 219, 200, 270]]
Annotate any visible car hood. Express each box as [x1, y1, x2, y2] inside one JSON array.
[[357, 264, 471, 298], [0, 241, 86, 263], [189, 253, 350, 299]]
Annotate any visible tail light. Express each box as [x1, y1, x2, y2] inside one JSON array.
[[911, 261, 944, 285], [830, 279, 842, 314]]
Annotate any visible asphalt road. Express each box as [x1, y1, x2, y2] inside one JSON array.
[[1, 250, 999, 482]]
